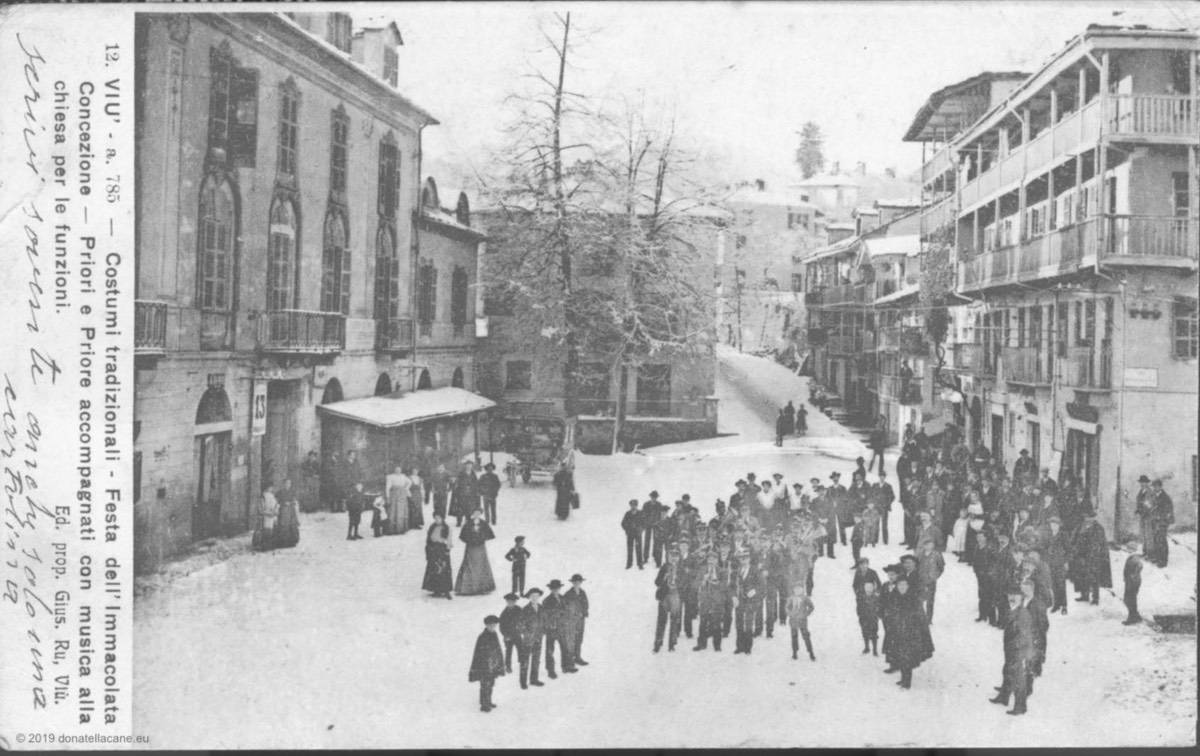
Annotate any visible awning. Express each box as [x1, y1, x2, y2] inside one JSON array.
[[317, 387, 496, 429], [862, 235, 921, 259], [874, 283, 920, 307]]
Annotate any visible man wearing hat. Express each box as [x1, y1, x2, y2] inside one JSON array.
[[479, 462, 502, 526], [516, 588, 546, 688], [563, 574, 590, 667], [1013, 449, 1036, 486], [1042, 516, 1068, 613], [1070, 508, 1111, 605], [851, 557, 881, 597], [499, 592, 523, 674], [828, 472, 849, 546], [1148, 479, 1175, 567], [675, 540, 701, 640], [469, 615, 506, 713], [1134, 475, 1154, 556], [879, 563, 902, 671], [654, 548, 684, 652], [915, 510, 944, 554], [810, 479, 836, 559], [622, 499, 645, 570], [542, 579, 577, 677], [642, 491, 666, 569], [990, 587, 1034, 716], [694, 551, 727, 652], [732, 550, 761, 654]]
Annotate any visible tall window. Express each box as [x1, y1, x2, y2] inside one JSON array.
[[267, 198, 297, 311], [277, 82, 299, 177], [326, 13, 352, 53], [450, 266, 469, 336], [378, 135, 399, 219], [1174, 296, 1198, 359], [1173, 172, 1191, 217], [207, 48, 258, 167], [198, 176, 236, 310], [329, 108, 349, 196], [321, 211, 350, 315], [417, 260, 437, 336], [373, 226, 399, 321], [383, 45, 398, 87]]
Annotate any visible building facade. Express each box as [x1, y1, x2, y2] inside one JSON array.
[[133, 12, 486, 570]]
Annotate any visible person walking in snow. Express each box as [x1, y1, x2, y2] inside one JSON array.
[[786, 583, 816, 661], [857, 580, 881, 657], [990, 587, 1034, 716], [796, 404, 808, 436], [782, 401, 795, 436], [479, 462, 502, 526], [621, 499, 645, 569], [504, 535, 531, 597]]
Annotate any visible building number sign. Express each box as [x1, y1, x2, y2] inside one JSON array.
[[251, 381, 267, 436]]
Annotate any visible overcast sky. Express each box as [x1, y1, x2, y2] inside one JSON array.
[[356, 1, 1199, 189]]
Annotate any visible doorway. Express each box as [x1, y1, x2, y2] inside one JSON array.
[[990, 413, 1004, 464], [194, 386, 233, 540], [263, 380, 301, 490], [1027, 420, 1041, 470]]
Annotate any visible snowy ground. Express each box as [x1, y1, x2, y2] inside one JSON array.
[[133, 350, 1196, 748]]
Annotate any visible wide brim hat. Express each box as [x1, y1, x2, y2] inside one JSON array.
[[899, 554, 917, 564], [484, 615, 500, 625], [830, 472, 841, 479], [525, 587, 544, 597], [546, 579, 564, 589], [1137, 475, 1151, 483], [882, 564, 901, 575], [503, 592, 519, 601], [570, 574, 584, 583]]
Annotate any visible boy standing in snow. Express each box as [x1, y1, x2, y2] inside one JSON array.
[[469, 615, 506, 713], [346, 482, 368, 541], [505, 535, 531, 596], [785, 584, 815, 661], [856, 580, 880, 656], [499, 593, 523, 673], [1122, 547, 1143, 625]]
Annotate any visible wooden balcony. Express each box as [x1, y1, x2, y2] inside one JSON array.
[[949, 342, 993, 377], [958, 215, 1197, 293], [821, 283, 869, 307], [878, 325, 929, 356], [1062, 344, 1113, 392], [1108, 94, 1199, 143], [1002, 346, 1051, 387], [375, 317, 414, 352], [877, 374, 922, 405], [256, 309, 345, 354], [135, 300, 168, 356], [921, 193, 956, 236]]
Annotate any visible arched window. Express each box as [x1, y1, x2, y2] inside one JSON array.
[[416, 260, 437, 337], [195, 386, 233, 424], [374, 373, 393, 396], [422, 177, 439, 209], [416, 369, 432, 390], [451, 367, 464, 388], [198, 176, 236, 310], [320, 378, 343, 405], [321, 210, 350, 314], [373, 225, 399, 322], [455, 192, 470, 226], [267, 197, 297, 311]]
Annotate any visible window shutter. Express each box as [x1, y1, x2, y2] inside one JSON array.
[[229, 67, 258, 167], [340, 249, 351, 316]]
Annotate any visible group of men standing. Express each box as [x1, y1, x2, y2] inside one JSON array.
[[774, 400, 808, 446]]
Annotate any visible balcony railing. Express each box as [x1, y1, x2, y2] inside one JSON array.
[[821, 283, 869, 307], [878, 326, 929, 355], [375, 317, 415, 352], [134, 300, 168, 355], [950, 342, 992, 376], [1062, 343, 1113, 391], [416, 321, 477, 343], [921, 193, 956, 236], [257, 309, 345, 354], [959, 215, 1196, 292], [877, 375, 922, 405], [1002, 346, 1051, 386], [1109, 94, 1199, 140]]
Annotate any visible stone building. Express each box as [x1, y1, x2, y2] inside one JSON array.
[[132, 12, 487, 570]]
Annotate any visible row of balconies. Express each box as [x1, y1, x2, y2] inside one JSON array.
[[958, 94, 1198, 210], [959, 215, 1198, 293], [875, 374, 923, 406], [134, 302, 479, 356], [950, 342, 1112, 391], [877, 325, 929, 356]]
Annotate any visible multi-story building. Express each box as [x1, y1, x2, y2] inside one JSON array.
[[925, 25, 1198, 533], [133, 13, 488, 569]]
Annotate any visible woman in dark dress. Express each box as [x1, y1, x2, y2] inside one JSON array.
[[423, 513, 454, 599], [553, 462, 575, 521], [885, 575, 935, 690], [455, 508, 496, 595]]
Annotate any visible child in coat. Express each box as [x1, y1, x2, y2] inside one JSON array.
[[850, 513, 866, 565], [856, 580, 881, 655], [785, 584, 815, 661], [498, 593, 523, 673], [862, 502, 882, 547], [469, 615, 506, 713], [505, 536, 531, 596]]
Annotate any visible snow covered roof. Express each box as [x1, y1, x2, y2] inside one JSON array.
[[317, 387, 496, 429], [825, 222, 856, 231], [875, 198, 923, 209], [725, 185, 820, 210], [863, 235, 922, 259], [792, 173, 861, 188], [874, 282, 920, 307], [804, 236, 861, 264], [853, 206, 880, 216]]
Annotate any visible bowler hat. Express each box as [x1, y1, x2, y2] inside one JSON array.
[[1137, 475, 1151, 483], [830, 472, 841, 479], [649, 490, 660, 497], [525, 587, 543, 597], [484, 615, 500, 625], [484, 463, 496, 471], [547, 579, 564, 589], [882, 564, 901, 575], [503, 592, 519, 601], [900, 554, 917, 563], [570, 574, 585, 583]]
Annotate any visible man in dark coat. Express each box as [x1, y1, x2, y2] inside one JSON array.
[[876, 472, 896, 545], [1148, 480, 1174, 567], [867, 425, 887, 476], [676, 541, 700, 639], [430, 462, 452, 519], [1070, 510, 1112, 604], [1043, 517, 1069, 614], [1012, 449, 1036, 485], [828, 472, 849, 545], [990, 588, 1034, 715], [498, 593, 522, 674], [783, 401, 796, 436], [775, 409, 788, 447], [811, 481, 837, 558], [851, 557, 881, 596], [972, 531, 997, 624], [552, 462, 575, 521], [642, 491, 665, 568], [732, 555, 761, 655], [1037, 468, 1058, 497], [563, 574, 590, 667], [542, 579, 577, 677], [693, 552, 727, 652], [469, 615, 506, 712], [654, 549, 683, 652], [516, 588, 546, 689], [621, 499, 644, 569], [478, 462, 502, 525]]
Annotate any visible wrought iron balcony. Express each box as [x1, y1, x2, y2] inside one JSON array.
[[257, 309, 345, 354], [1001, 346, 1051, 387], [134, 300, 168, 355], [877, 375, 922, 405]]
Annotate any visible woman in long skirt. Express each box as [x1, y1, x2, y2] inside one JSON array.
[[455, 508, 496, 595], [385, 466, 410, 535], [274, 479, 301, 548], [407, 467, 425, 530], [553, 462, 575, 521], [884, 576, 934, 690], [422, 513, 454, 598]]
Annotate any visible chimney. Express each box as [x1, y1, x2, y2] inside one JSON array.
[[755, 178, 766, 191], [856, 161, 866, 176]]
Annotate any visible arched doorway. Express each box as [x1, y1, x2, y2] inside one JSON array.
[[417, 369, 432, 390], [319, 379, 345, 511], [451, 367, 464, 388], [194, 386, 233, 540], [375, 373, 393, 396]]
